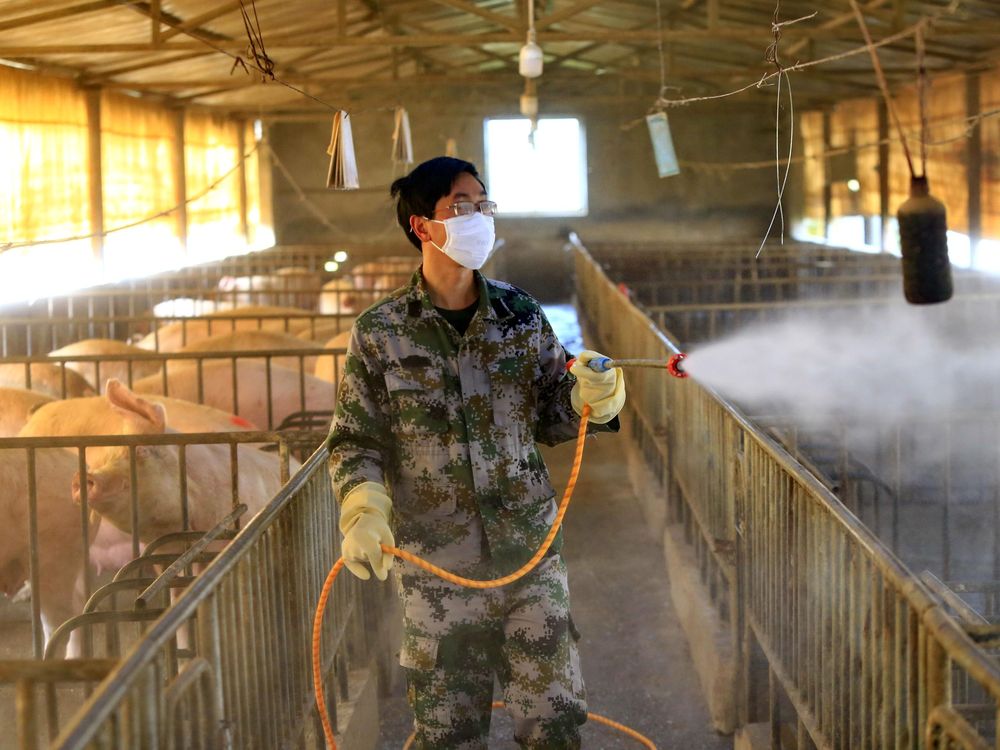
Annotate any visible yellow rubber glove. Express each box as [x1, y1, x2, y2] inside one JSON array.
[[570, 349, 626, 425], [339, 482, 395, 581]]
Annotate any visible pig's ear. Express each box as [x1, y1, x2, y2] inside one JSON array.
[[106, 379, 167, 432]]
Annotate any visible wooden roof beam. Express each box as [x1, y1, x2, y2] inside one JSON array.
[[426, 0, 520, 32], [534, 0, 606, 31], [0, 26, 911, 56], [157, 0, 246, 42], [0, 0, 116, 32], [785, 0, 891, 58], [85, 51, 216, 78]]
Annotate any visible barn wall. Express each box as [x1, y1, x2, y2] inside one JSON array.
[[268, 98, 781, 300]]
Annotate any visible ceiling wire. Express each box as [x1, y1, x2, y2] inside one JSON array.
[[756, 1, 810, 256]]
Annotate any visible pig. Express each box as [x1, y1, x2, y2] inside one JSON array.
[[63, 384, 289, 543], [313, 330, 351, 384], [23, 388, 259, 437], [0, 388, 53, 437], [294, 319, 356, 343], [133, 359, 335, 430], [49, 338, 162, 392], [13, 382, 264, 654], [0, 362, 96, 399], [136, 305, 318, 352], [152, 298, 221, 317], [269, 266, 322, 310], [319, 278, 363, 315], [174, 330, 324, 376], [0, 446, 91, 657], [351, 257, 415, 298], [216, 269, 319, 310], [144, 395, 258, 432]]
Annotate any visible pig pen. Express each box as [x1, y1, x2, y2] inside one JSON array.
[[0, 248, 417, 336], [0, 429, 314, 750], [0, 247, 418, 748], [586, 239, 1000, 578], [572, 235, 1000, 750], [36, 445, 395, 750]]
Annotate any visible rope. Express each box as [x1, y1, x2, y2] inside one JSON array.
[[311, 405, 658, 749], [756, 1, 809, 257], [848, 0, 917, 178]]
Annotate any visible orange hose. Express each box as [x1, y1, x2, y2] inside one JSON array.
[[312, 405, 657, 749]]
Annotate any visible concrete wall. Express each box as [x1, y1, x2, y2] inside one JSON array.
[[268, 98, 780, 301]]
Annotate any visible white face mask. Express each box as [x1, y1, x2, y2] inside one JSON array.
[[428, 212, 496, 270]]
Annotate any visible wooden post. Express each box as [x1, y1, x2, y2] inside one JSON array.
[[84, 87, 104, 267], [172, 108, 188, 255], [966, 72, 982, 268], [822, 110, 833, 242], [237, 120, 249, 247], [878, 100, 890, 252]]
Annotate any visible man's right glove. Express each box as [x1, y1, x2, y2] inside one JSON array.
[[339, 481, 395, 581], [570, 349, 626, 424]]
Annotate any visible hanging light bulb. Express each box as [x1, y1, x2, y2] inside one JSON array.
[[519, 0, 542, 79], [519, 28, 543, 78], [520, 78, 538, 118]]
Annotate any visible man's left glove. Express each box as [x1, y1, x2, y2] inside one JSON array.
[[339, 482, 395, 581], [570, 349, 626, 424]]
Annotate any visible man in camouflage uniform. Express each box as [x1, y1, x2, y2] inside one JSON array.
[[327, 157, 626, 749]]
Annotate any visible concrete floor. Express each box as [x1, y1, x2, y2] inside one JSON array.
[[376, 415, 732, 749]]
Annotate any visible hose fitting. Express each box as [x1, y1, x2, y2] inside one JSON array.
[[667, 353, 688, 379]]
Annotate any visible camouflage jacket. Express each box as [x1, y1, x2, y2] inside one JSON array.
[[327, 268, 617, 579]]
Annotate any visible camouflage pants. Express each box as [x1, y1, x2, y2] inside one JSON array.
[[398, 554, 587, 749]]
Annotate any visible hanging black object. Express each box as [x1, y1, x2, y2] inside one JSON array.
[[897, 176, 952, 305]]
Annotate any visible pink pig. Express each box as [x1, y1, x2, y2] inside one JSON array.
[[132, 359, 335, 430], [0, 446, 90, 657]]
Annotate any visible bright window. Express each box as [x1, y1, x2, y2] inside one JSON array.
[[483, 117, 588, 217]]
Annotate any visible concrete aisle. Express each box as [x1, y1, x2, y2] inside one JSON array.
[[376, 413, 731, 749]]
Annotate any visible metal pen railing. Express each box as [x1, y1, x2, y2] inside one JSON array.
[[50, 446, 393, 750], [0, 312, 356, 357], [572, 235, 1000, 749], [1, 348, 346, 430], [0, 431, 303, 662]]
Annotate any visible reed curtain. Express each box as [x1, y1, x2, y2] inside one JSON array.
[[801, 70, 989, 239], [0, 68, 91, 245], [0, 64, 262, 289], [0, 68, 96, 298], [243, 121, 264, 249], [829, 97, 880, 219], [100, 91, 183, 271], [800, 111, 826, 226], [982, 70, 1000, 240], [185, 111, 243, 259], [887, 75, 969, 233]]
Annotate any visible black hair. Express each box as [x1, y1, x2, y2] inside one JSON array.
[[390, 156, 485, 251]]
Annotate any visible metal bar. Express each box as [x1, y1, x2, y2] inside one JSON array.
[[134, 504, 247, 609]]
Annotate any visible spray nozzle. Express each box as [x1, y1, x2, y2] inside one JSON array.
[[667, 353, 688, 379]]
